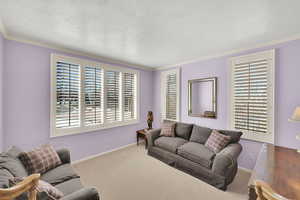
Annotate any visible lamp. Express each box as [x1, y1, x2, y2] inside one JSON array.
[[289, 107, 300, 153]]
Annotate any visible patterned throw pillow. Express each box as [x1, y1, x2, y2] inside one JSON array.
[[9, 177, 64, 200], [160, 122, 176, 137], [205, 130, 231, 153], [18, 144, 62, 174]]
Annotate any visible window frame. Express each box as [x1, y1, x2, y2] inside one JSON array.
[[229, 49, 275, 143], [50, 54, 140, 137], [160, 68, 181, 122]]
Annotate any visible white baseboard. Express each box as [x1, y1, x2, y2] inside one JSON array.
[[238, 166, 252, 173], [72, 142, 136, 165]]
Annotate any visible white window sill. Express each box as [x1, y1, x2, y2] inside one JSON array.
[[50, 119, 140, 138], [241, 131, 274, 144]]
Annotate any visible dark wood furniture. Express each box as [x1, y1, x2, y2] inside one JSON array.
[[136, 129, 149, 149], [248, 143, 300, 200]]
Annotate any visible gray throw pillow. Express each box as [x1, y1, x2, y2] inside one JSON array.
[[189, 125, 212, 144]]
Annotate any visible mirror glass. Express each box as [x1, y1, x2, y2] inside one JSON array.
[[188, 77, 217, 118]]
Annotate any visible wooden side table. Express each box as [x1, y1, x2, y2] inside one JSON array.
[[136, 129, 150, 149]]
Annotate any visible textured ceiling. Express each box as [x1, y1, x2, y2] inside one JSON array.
[[1, 0, 300, 68]]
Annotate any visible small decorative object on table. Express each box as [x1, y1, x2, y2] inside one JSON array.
[[147, 111, 153, 130], [289, 106, 300, 153]]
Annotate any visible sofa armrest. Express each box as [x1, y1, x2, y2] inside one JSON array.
[[57, 148, 71, 164], [212, 143, 242, 176], [146, 128, 161, 147], [61, 187, 99, 200]]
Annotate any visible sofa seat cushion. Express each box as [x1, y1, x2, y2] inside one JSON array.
[[55, 178, 83, 196], [41, 164, 79, 185], [154, 137, 187, 153], [177, 142, 216, 168]]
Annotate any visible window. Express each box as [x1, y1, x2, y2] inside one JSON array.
[[51, 54, 139, 137], [161, 68, 180, 121], [229, 50, 275, 143]]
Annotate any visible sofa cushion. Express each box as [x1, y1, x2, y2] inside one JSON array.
[[10, 177, 64, 200], [19, 144, 62, 174], [205, 130, 231, 153], [160, 122, 176, 137], [0, 169, 14, 188], [189, 125, 212, 144], [177, 142, 216, 168], [6, 146, 23, 158], [154, 137, 187, 153], [41, 164, 80, 185], [0, 153, 28, 177], [218, 130, 242, 143], [55, 178, 83, 196], [175, 122, 193, 140]]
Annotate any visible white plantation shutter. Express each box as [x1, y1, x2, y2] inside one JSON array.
[[230, 50, 274, 143], [51, 54, 140, 137], [55, 61, 80, 129], [166, 73, 177, 120], [105, 70, 121, 123], [84, 66, 103, 126], [161, 69, 180, 121], [123, 72, 137, 121]]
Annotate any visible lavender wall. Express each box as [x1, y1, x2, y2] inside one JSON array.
[[3, 39, 153, 161], [153, 39, 300, 170], [0, 33, 4, 151]]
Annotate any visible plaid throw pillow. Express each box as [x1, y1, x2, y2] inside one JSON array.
[[160, 122, 176, 137], [19, 144, 62, 174], [9, 177, 64, 200], [205, 130, 231, 153]]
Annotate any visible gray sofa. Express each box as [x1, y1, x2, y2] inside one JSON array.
[[147, 122, 243, 190], [0, 146, 99, 200]]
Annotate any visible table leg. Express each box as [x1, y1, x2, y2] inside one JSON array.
[[136, 133, 139, 146], [145, 137, 148, 149]]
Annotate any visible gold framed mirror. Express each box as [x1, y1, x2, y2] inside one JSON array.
[[188, 77, 217, 118]]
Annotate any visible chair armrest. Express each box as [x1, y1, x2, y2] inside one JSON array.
[[212, 143, 242, 176], [57, 149, 71, 164], [61, 187, 100, 200], [0, 174, 40, 200], [146, 128, 161, 147]]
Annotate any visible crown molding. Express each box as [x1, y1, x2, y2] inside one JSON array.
[[2, 15, 300, 72], [5, 35, 155, 71], [156, 34, 300, 71], [0, 19, 155, 71]]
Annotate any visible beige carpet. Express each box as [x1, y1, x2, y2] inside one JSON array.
[[73, 144, 251, 200]]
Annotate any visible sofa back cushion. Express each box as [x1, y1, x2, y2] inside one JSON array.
[[19, 144, 62, 174], [218, 130, 242, 143], [0, 153, 28, 178], [175, 122, 193, 140], [7, 146, 23, 158], [189, 125, 212, 144]]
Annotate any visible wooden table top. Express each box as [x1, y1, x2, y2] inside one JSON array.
[[136, 129, 151, 134], [249, 143, 300, 199]]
